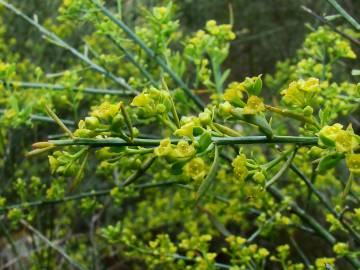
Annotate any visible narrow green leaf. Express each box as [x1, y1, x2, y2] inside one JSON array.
[[252, 76, 263, 96], [342, 173, 353, 204], [171, 159, 190, 175], [196, 144, 219, 204], [198, 131, 212, 153], [317, 152, 344, 173], [220, 69, 231, 86]]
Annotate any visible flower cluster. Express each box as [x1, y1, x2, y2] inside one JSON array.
[[232, 154, 249, 182], [318, 123, 358, 153], [131, 87, 172, 117], [281, 77, 320, 108]]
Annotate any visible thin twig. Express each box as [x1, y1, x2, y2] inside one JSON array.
[[0, 80, 135, 96], [301, 5, 360, 47], [265, 148, 297, 188], [47, 135, 319, 148], [326, 0, 360, 31], [20, 220, 86, 270], [0, 0, 134, 92], [90, 0, 205, 110], [0, 181, 180, 212]]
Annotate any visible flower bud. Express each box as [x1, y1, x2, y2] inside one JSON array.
[[74, 128, 94, 138], [253, 171, 266, 184], [303, 106, 313, 116], [219, 102, 234, 118], [199, 111, 211, 125], [32, 141, 55, 149], [156, 103, 167, 113], [111, 114, 124, 130], [85, 116, 100, 129]]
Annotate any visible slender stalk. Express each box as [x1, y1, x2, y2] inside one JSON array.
[[162, 78, 181, 129], [0, 180, 180, 212], [106, 35, 158, 86], [0, 0, 134, 92], [121, 155, 157, 186], [265, 105, 320, 128], [47, 135, 318, 147], [90, 0, 205, 110], [45, 105, 74, 139], [337, 95, 360, 102], [0, 109, 75, 126], [0, 221, 26, 270], [120, 103, 134, 141], [290, 164, 360, 245], [290, 236, 311, 268], [262, 148, 293, 170], [301, 6, 360, 47], [196, 144, 219, 203], [265, 148, 297, 188], [0, 80, 135, 95], [20, 220, 86, 270], [267, 184, 360, 269], [212, 123, 241, 137], [326, 0, 360, 31]]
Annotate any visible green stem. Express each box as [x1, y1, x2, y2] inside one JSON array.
[[90, 0, 205, 110], [0, 80, 134, 95], [337, 95, 360, 102], [196, 144, 219, 203], [267, 184, 360, 269], [0, 0, 134, 92], [0, 221, 26, 270], [211, 57, 223, 94], [120, 103, 134, 141], [289, 236, 311, 268], [291, 164, 360, 245], [265, 105, 320, 128], [45, 105, 74, 139], [20, 220, 86, 270], [48, 135, 318, 147], [162, 78, 181, 129], [212, 123, 241, 137], [262, 148, 293, 170], [265, 148, 297, 188], [301, 6, 360, 47], [0, 180, 180, 212], [121, 155, 157, 186], [0, 109, 76, 126], [326, 0, 360, 31], [106, 35, 158, 87]]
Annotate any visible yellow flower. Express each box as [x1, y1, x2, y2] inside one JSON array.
[[48, 155, 59, 174], [173, 140, 196, 158], [198, 109, 212, 125], [154, 138, 173, 157], [243, 95, 265, 115], [300, 77, 319, 92], [281, 77, 320, 107], [183, 158, 206, 181], [174, 121, 196, 137], [333, 242, 349, 255], [315, 257, 335, 270], [90, 102, 120, 120], [0, 61, 10, 72], [318, 123, 343, 147], [218, 101, 234, 118], [232, 154, 248, 181], [346, 154, 360, 174], [131, 92, 151, 107], [258, 248, 270, 258], [223, 82, 244, 104], [334, 130, 358, 153]]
